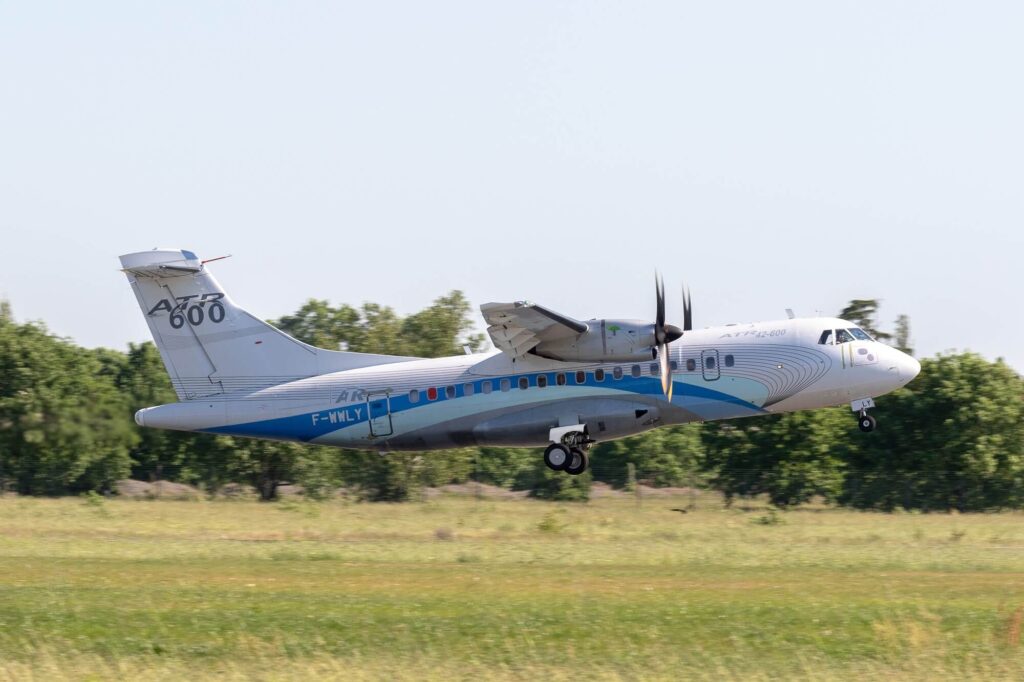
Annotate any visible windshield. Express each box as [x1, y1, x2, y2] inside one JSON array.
[[835, 328, 855, 344], [819, 327, 875, 345]]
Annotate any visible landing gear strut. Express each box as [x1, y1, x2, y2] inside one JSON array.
[[851, 398, 876, 433], [544, 425, 593, 475]]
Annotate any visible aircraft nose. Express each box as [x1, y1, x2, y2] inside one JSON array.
[[897, 351, 921, 384]]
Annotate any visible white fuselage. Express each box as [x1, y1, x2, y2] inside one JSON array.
[[136, 317, 920, 451]]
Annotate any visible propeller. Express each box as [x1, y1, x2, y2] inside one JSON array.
[[655, 274, 683, 398], [682, 284, 692, 332]]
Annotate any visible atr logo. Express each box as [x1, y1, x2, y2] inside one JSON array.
[[147, 293, 226, 329]]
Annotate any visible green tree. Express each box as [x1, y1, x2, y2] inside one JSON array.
[[894, 314, 913, 356], [274, 290, 484, 358], [518, 454, 591, 501], [226, 439, 303, 501], [0, 309, 135, 494], [470, 447, 538, 488], [116, 342, 190, 482], [841, 353, 1024, 511], [703, 409, 852, 507], [589, 425, 704, 488], [401, 291, 486, 357], [274, 299, 364, 350]]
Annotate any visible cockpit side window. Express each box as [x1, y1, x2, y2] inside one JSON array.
[[818, 330, 833, 345], [848, 327, 872, 341], [835, 328, 855, 344]]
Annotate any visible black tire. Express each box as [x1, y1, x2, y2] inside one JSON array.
[[564, 448, 589, 476], [543, 443, 571, 471], [858, 414, 876, 433]]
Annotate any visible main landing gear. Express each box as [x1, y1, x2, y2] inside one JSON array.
[[544, 443, 590, 475], [851, 398, 877, 433], [543, 425, 592, 475]]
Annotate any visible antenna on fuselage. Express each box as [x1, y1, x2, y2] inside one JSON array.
[[786, 308, 795, 320]]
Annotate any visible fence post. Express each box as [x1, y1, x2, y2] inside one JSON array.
[[627, 462, 640, 507]]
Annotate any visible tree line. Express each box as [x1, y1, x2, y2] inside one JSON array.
[[0, 296, 1021, 511]]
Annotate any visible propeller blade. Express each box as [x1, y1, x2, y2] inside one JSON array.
[[659, 344, 671, 397], [655, 273, 666, 344], [682, 284, 692, 332], [653, 273, 678, 398]]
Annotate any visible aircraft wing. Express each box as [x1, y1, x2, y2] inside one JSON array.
[[480, 301, 589, 358]]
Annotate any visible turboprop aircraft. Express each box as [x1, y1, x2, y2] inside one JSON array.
[[122, 248, 920, 475]]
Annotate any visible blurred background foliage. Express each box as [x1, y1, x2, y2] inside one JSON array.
[[0, 295, 1021, 510]]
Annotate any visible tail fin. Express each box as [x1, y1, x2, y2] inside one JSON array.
[[120, 248, 412, 400]]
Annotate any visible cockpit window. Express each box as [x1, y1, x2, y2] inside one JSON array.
[[835, 328, 855, 344], [848, 327, 872, 341], [818, 330, 833, 345]]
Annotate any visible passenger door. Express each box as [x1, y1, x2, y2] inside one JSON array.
[[367, 392, 393, 438], [701, 349, 721, 381]]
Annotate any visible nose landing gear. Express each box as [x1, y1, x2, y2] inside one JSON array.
[[851, 398, 877, 433]]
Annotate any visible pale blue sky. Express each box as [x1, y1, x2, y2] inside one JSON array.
[[1, 2, 1022, 370]]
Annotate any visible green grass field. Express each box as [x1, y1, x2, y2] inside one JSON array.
[[1, 493, 1023, 680]]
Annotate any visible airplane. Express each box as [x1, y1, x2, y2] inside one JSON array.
[[122, 248, 921, 476]]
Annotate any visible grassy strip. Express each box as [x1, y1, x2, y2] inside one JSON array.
[[1, 496, 1023, 679]]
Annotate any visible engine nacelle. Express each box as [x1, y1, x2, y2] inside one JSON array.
[[531, 319, 658, 363]]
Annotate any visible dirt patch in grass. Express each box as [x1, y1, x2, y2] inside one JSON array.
[[425, 483, 529, 499], [115, 480, 202, 500]]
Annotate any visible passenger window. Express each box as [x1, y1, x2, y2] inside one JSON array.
[[631, 365, 641, 378], [409, 389, 420, 404], [556, 373, 567, 386], [575, 371, 586, 384], [613, 366, 623, 380], [481, 381, 492, 394], [500, 379, 511, 392], [705, 356, 716, 369], [518, 377, 529, 390], [650, 363, 659, 376], [835, 329, 855, 344], [686, 358, 696, 372], [445, 385, 456, 399], [594, 369, 605, 382], [537, 374, 548, 388], [670, 360, 678, 371], [463, 383, 475, 397], [724, 354, 734, 368], [427, 387, 438, 401], [818, 330, 833, 345], [848, 327, 872, 341]]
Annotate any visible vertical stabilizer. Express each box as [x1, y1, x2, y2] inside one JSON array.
[[120, 248, 412, 400]]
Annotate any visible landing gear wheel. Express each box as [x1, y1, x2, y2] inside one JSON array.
[[564, 448, 589, 476], [543, 443, 572, 471], [858, 414, 877, 433]]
